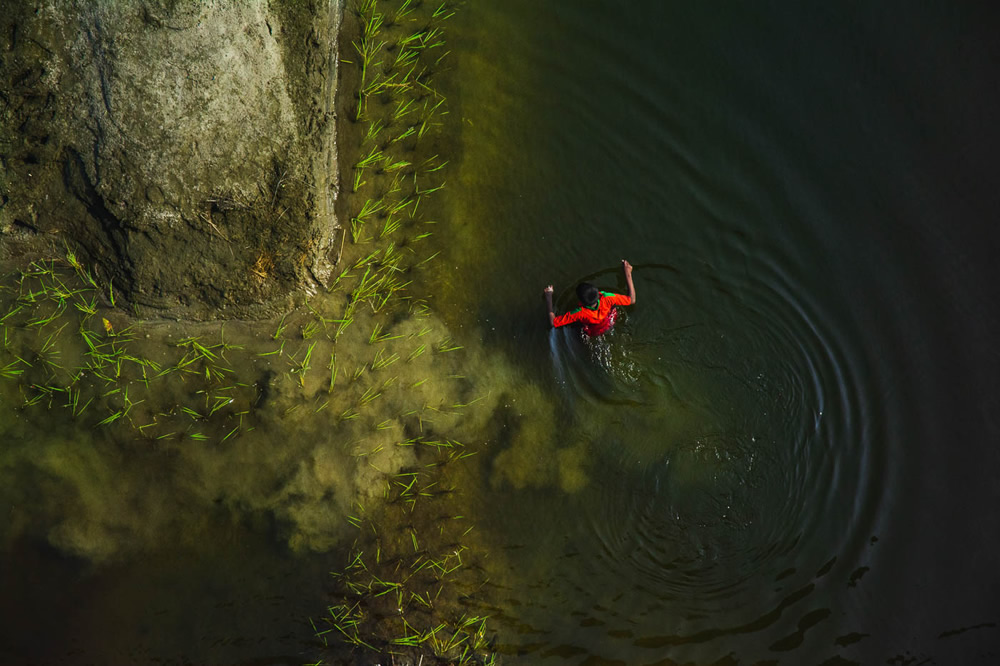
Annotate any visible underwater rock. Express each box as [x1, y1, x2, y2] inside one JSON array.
[[0, 0, 343, 319]]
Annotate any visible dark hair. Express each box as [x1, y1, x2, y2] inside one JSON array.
[[576, 282, 600, 308]]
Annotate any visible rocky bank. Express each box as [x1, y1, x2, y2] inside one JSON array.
[[1, 0, 344, 318]]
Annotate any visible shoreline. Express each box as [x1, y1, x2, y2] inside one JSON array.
[[0, 2, 503, 664]]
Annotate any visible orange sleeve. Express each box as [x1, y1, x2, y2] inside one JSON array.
[[605, 292, 632, 307], [553, 309, 587, 327]]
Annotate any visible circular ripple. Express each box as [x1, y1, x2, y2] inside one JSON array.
[[547, 257, 881, 621]]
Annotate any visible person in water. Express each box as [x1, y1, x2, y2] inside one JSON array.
[[544, 260, 636, 336]]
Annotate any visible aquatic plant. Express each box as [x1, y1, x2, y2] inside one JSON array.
[[304, 4, 500, 661], [370, 348, 399, 371], [387, 0, 416, 27], [316, 472, 496, 664], [288, 341, 318, 388], [0, 0, 497, 661], [432, 2, 456, 22], [0, 256, 268, 446], [273, 314, 289, 339], [350, 197, 385, 240]]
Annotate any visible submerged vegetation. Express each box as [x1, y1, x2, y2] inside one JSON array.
[[312, 439, 496, 666], [313, 2, 501, 663], [0, 256, 253, 442], [1, 0, 496, 663]]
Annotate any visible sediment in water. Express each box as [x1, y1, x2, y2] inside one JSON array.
[[0, 1, 609, 662], [0, 2, 540, 663]]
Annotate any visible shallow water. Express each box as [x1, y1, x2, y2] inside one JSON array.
[[3, 1, 1000, 664], [441, 1, 1000, 664]]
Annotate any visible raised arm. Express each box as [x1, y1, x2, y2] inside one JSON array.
[[544, 285, 556, 326], [622, 260, 636, 303]]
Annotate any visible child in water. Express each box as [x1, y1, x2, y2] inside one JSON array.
[[544, 260, 636, 336]]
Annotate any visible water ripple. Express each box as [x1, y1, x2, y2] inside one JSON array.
[[546, 252, 882, 634]]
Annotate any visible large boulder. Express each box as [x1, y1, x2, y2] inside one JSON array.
[[0, 0, 343, 318]]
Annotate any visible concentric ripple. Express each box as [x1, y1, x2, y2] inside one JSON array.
[[446, 0, 914, 661], [539, 253, 884, 647]]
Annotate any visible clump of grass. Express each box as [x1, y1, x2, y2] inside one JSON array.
[[437, 337, 462, 353], [370, 348, 399, 371], [353, 146, 385, 193], [273, 314, 289, 340], [328, 351, 339, 392], [351, 197, 385, 241], [1, 358, 24, 379], [288, 342, 317, 388]]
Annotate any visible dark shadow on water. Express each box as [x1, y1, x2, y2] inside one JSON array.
[[0, 528, 331, 665]]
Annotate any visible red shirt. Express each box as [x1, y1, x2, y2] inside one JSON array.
[[553, 291, 631, 336]]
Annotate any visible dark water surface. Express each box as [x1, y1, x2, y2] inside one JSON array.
[[3, 2, 1000, 665], [442, 1, 1000, 664]]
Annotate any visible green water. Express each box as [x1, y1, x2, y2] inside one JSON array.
[[4, 1, 1000, 665]]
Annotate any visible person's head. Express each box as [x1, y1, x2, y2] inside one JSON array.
[[576, 282, 600, 308]]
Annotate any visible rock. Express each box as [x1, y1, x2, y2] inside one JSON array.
[[0, 0, 343, 319]]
